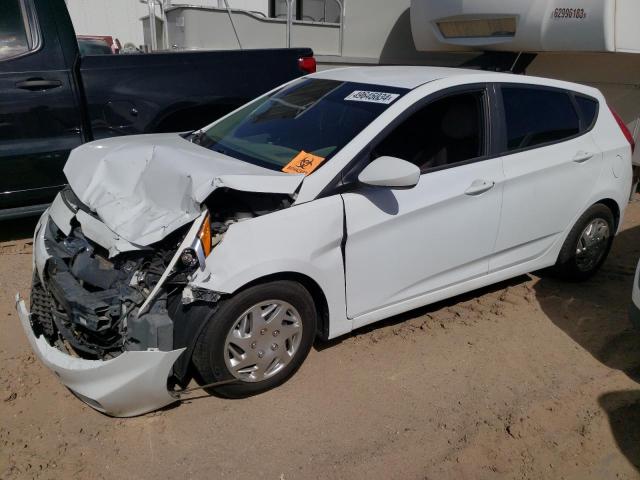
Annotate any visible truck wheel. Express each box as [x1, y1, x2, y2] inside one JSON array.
[[553, 203, 614, 281], [192, 280, 317, 398]]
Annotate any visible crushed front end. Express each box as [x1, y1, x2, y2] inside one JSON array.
[[16, 189, 207, 416], [15, 132, 306, 416], [30, 211, 196, 357]]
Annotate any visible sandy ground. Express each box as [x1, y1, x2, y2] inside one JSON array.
[[1, 198, 640, 480]]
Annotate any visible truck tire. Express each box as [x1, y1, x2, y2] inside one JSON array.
[[553, 203, 615, 281], [192, 280, 317, 398]]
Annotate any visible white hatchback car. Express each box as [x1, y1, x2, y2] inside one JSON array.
[[17, 67, 635, 416]]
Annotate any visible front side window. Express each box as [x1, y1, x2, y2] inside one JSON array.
[[0, 0, 32, 61], [372, 90, 486, 172], [197, 79, 408, 172], [502, 87, 580, 152]]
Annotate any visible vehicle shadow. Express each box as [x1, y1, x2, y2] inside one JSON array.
[[533, 224, 640, 473], [533, 224, 640, 382], [0, 216, 39, 243], [598, 390, 640, 471]]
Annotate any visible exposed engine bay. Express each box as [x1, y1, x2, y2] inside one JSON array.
[[30, 187, 293, 364], [207, 189, 293, 248], [31, 219, 187, 358]]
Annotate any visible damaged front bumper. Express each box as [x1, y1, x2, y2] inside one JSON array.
[[16, 295, 184, 417], [17, 199, 198, 417]]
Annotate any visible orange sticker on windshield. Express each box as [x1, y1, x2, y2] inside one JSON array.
[[282, 151, 326, 175]]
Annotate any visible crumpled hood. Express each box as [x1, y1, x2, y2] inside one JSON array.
[[63, 133, 304, 246]]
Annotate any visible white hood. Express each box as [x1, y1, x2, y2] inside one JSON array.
[[63, 133, 304, 246]]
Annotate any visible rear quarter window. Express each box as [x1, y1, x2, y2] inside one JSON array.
[[574, 95, 599, 131], [501, 86, 580, 152]]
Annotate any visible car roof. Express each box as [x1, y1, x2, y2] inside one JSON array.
[[309, 66, 600, 97], [310, 66, 494, 89]]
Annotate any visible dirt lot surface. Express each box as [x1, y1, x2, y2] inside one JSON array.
[[2, 197, 640, 480]]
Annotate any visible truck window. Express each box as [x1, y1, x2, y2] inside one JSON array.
[[0, 0, 33, 61]]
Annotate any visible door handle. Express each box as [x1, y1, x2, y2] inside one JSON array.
[[465, 179, 495, 196], [572, 151, 594, 163], [15, 78, 62, 91]]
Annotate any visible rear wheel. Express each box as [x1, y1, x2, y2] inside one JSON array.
[[553, 203, 615, 281], [192, 280, 317, 398]]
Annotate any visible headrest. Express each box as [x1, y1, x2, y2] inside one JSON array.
[[441, 102, 477, 140]]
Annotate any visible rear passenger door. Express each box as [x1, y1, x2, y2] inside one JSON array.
[[490, 85, 603, 272]]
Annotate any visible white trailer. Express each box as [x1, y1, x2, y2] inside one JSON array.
[[411, 0, 640, 169]]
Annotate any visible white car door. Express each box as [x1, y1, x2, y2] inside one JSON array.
[[341, 87, 504, 319], [490, 86, 604, 272]]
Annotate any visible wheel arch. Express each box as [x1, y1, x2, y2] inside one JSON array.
[[234, 271, 331, 341], [170, 270, 332, 386], [594, 197, 621, 232]]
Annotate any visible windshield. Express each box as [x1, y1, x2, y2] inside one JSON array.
[[195, 78, 408, 173]]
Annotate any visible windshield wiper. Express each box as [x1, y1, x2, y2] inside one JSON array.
[[190, 130, 206, 145], [270, 97, 308, 112]]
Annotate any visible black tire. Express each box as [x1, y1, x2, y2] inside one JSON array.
[[192, 280, 317, 398], [552, 203, 615, 281]]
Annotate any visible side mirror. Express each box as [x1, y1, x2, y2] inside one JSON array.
[[357, 156, 420, 189]]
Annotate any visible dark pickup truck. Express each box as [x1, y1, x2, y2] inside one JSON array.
[[0, 0, 315, 219]]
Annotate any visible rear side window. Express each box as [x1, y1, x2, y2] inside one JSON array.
[[501, 87, 580, 152], [0, 0, 37, 61], [575, 95, 599, 130]]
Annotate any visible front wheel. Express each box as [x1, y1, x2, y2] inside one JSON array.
[[552, 203, 615, 281], [192, 280, 317, 398]]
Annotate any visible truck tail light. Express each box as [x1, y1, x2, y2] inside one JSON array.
[[298, 56, 317, 74], [609, 106, 636, 154]]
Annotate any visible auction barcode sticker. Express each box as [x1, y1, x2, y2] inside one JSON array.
[[345, 90, 400, 104]]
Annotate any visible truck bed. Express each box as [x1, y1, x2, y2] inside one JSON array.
[[80, 48, 314, 139]]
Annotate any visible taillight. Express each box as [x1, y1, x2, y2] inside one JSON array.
[[298, 56, 317, 75], [609, 106, 636, 154]]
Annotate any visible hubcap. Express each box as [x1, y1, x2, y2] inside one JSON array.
[[224, 300, 303, 382], [575, 218, 610, 272]]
